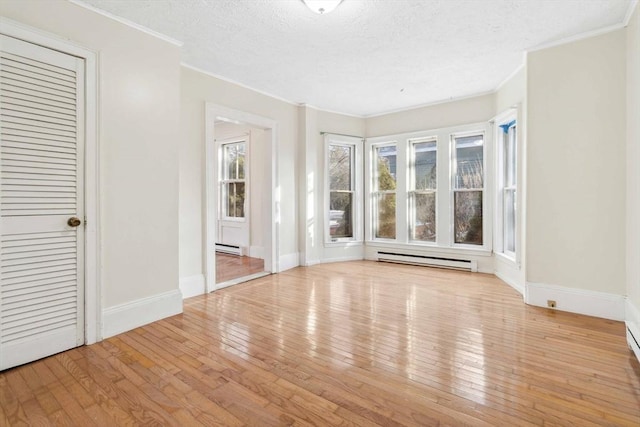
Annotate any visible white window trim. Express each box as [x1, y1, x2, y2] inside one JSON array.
[[494, 109, 519, 264], [324, 134, 363, 245]]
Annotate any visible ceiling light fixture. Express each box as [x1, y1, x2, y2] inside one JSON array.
[[302, 0, 343, 15]]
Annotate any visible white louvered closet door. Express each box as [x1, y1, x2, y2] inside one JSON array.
[[0, 35, 85, 370]]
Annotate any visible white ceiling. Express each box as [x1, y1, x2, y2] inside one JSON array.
[[77, 0, 633, 117]]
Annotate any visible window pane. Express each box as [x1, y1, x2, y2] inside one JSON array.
[[225, 182, 245, 218], [454, 191, 482, 245], [329, 192, 353, 238], [329, 145, 352, 191], [505, 189, 516, 252], [225, 143, 245, 180], [413, 141, 437, 190], [376, 193, 396, 239], [376, 145, 397, 190], [506, 126, 516, 186], [455, 135, 483, 189], [411, 192, 436, 242]]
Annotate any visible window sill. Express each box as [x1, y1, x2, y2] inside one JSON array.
[[324, 240, 363, 248], [495, 252, 519, 267]]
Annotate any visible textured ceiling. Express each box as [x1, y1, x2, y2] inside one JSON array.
[[77, 0, 632, 116]]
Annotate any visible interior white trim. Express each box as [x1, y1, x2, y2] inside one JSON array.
[[528, 23, 625, 53], [0, 17, 102, 344], [249, 246, 265, 259], [494, 61, 525, 93], [215, 271, 270, 290], [68, 0, 183, 46], [626, 299, 640, 363], [279, 252, 300, 272], [179, 274, 205, 299], [183, 63, 296, 107], [525, 282, 625, 321], [495, 268, 524, 296], [364, 90, 496, 119], [102, 290, 182, 339], [205, 104, 279, 292], [624, 0, 639, 26]]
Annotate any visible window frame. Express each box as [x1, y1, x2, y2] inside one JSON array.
[[408, 136, 438, 244], [450, 130, 487, 249], [324, 134, 363, 245], [370, 141, 399, 242], [219, 139, 248, 222], [494, 110, 518, 262]]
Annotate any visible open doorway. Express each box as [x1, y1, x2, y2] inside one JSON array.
[[205, 104, 278, 292], [214, 122, 265, 283]]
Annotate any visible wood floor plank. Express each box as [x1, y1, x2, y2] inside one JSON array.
[[1, 260, 639, 426]]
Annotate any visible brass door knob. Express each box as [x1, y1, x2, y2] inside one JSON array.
[[67, 217, 82, 227]]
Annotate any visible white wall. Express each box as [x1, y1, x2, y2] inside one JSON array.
[[365, 94, 496, 137], [0, 0, 182, 333], [180, 66, 299, 284], [626, 4, 640, 347], [298, 106, 366, 265], [526, 29, 627, 315]]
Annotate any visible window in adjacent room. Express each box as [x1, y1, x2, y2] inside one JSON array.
[[221, 141, 246, 219]]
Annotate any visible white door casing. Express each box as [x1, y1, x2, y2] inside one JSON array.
[[0, 33, 86, 370]]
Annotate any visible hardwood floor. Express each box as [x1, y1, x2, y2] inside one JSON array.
[[216, 252, 265, 284], [1, 261, 639, 426]]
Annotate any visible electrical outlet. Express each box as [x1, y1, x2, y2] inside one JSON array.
[[547, 300, 556, 308]]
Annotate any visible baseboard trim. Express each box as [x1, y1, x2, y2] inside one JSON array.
[[525, 282, 625, 321], [102, 290, 183, 338], [249, 246, 264, 259], [626, 299, 640, 363], [279, 252, 300, 272], [179, 274, 205, 299], [496, 270, 525, 296]]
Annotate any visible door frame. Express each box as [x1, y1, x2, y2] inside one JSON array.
[[1, 18, 101, 343], [205, 104, 279, 292]]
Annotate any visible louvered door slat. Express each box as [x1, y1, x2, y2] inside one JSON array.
[[1, 34, 84, 370], [1, 91, 76, 111], [1, 97, 76, 120], [3, 137, 77, 153], [3, 146, 76, 160]]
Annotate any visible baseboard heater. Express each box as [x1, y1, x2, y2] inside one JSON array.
[[376, 251, 478, 272], [215, 243, 243, 256]]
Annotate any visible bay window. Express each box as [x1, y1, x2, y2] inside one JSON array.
[[366, 123, 490, 252]]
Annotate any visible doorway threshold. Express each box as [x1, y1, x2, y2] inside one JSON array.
[[215, 271, 271, 290]]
